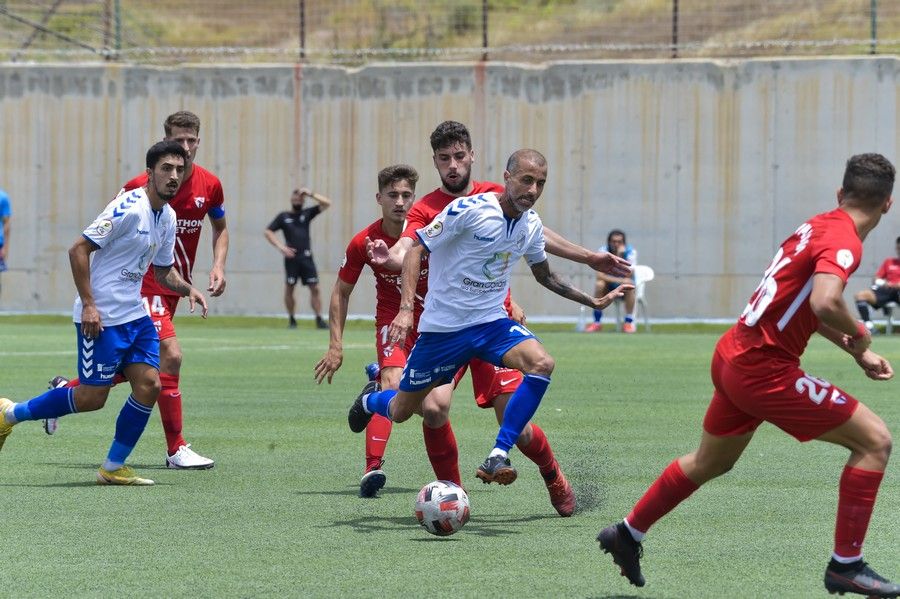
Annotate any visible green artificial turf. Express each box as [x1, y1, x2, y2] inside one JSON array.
[[0, 317, 897, 598]]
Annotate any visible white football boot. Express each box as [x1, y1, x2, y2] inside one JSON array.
[[166, 444, 215, 469]]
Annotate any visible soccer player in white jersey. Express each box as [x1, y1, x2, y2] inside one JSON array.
[[348, 149, 632, 482], [0, 141, 208, 485]]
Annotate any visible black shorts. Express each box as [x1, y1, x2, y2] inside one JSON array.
[[872, 285, 900, 309], [285, 251, 318, 286]]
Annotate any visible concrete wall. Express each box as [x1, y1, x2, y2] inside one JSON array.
[[0, 58, 897, 320]]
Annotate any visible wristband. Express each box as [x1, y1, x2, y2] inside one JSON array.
[[850, 321, 868, 341]]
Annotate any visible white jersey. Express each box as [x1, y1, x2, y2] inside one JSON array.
[[73, 188, 176, 326], [416, 192, 546, 332]]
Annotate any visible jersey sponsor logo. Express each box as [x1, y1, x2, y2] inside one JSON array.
[[462, 276, 506, 292], [120, 269, 144, 282], [482, 251, 512, 280], [176, 218, 204, 235], [95, 219, 113, 237], [195, 196, 206, 208], [137, 229, 150, 235], [836, 249, 854, 270], [423, 220, 443, 238], [474, 233, 495, 242]]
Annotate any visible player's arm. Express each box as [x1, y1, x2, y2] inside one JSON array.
[[543, 226, 632, 278], [529, 258, 632, 310], [301, 188, 332, 211], [368, 235, 413, 271], [810, 272, 870, 356], [264, 223, 296, 258], [207, 215, 228, 297], [69, 236, 102, 338], [314, 279, 355, 384], [153, 265, 208, 318], [386, 241, 425, 345]]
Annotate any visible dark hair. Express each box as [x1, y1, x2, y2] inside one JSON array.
[[164, 110, 201, 136], [842, 153, 895, 207], [146, 140, 188, 169], [430, 121, 471, 152], [505, 148, 547, 173], [378, 164, 419, 191], [896, 236, 900, 245], [607, 229, 626, 247]]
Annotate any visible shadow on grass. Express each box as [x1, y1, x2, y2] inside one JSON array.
[[39, 462, 172, 470], [295, 485, 420, 497], [0, 480, 170, 488], [320, 512, 555, 538]]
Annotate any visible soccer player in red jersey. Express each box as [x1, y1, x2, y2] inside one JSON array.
[[367, 121, 631, 516], [48, 111, 228, 470], [314, 164, 424, 498], [597, 153, 899, 597], [854, 235, 900, 333]]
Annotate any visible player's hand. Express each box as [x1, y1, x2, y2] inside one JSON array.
[[80, 304, 103, 339], [509, 299, 527, 324], [281, 246, 297, 258], [208, 266, 226, 297], [841, 328, 872, 356], [591, 284, 634, 310], [587, 251, 633, 278], [387, 310, 414, 352], [186, 288, 209, 319], [298, 187, 312, 198], [855, 350, 893, 380], [314, 348, 343, 384], [366, 237, 390, 265]]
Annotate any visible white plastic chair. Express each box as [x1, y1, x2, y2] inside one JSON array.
[[613, 264, 655, 332], [884, 301, 898, 335]]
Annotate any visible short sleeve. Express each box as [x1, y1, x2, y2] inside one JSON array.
[[337, 231, 368, 285], [267, 212, 285, 231], [812, 226, 861, 283]]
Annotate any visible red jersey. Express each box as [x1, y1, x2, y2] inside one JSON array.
[[401, 180, 505, 239], [122, 164, 225, 297], [718, 208, 862, 367], [875, 256, 900, 285], [338, 220, 429, 325]]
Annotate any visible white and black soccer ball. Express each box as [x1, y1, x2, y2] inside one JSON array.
[[414, 480, 470, 536]]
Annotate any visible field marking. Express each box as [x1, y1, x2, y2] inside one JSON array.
[[0, 343, 371, 358]]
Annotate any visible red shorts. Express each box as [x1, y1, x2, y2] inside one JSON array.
[[704, 350, 859, 442], [374, 323, 417, 370], [141, 293, 179, 341], [452, 358, 523, 408]]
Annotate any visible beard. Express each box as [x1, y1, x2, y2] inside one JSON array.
[[291, 204, 304, 212], [442, 171, 471, 194]]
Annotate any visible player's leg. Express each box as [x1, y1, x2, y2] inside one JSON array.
[[97, 317, 162, 485], [854, 288, 877, 331], [622, 287, 637, 333], [285, 258, 299, 328], [421, 383, 461, 486], [475, 321, 553, 485], [586, 280, 609, 332], [1, 322, 132, 450], [298, 256, 326, 329], [152, 296, 213, 470], [360, 363, 400, 498], [817, 402, 899, 596]]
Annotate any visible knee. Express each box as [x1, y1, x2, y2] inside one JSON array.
[[421, 398, 450, 428], [526, 353, 555, 378], [161, 349, 183, 373], [865, 424, 893, 467], [687, 453, 736, 483]]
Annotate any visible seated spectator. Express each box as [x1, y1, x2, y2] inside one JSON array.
[[855, 235, 900, 333], [585, 229, 637, 333]]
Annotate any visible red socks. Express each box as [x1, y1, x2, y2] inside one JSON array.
[[157, 372, 185, 455], [364, 415, 393, 472], [834, 465, 884, 559], [626, 459, 699, 533], [423, 421, 461, 486], [517, 424, 558, 479]]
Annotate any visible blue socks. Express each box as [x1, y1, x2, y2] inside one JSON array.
[[11, 387, 76, 422], [364, 389, 397, 420], [104, 395, 153, 470], [593, 309, 603, 323], [495, 374, 551, 452]]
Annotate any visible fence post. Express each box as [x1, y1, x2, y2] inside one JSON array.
[[870, 0, 877, 55], [299, 0, 306, 61], [671, 0, 679, 58], [481, 0, 488, 61]]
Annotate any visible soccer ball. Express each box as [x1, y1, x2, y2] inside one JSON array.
[[414, 480, 470, 536]]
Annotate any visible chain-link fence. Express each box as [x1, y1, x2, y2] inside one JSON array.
[[1, 0, 899, 63]]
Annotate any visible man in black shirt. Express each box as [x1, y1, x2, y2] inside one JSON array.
[[265, 188, 332, 328]]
